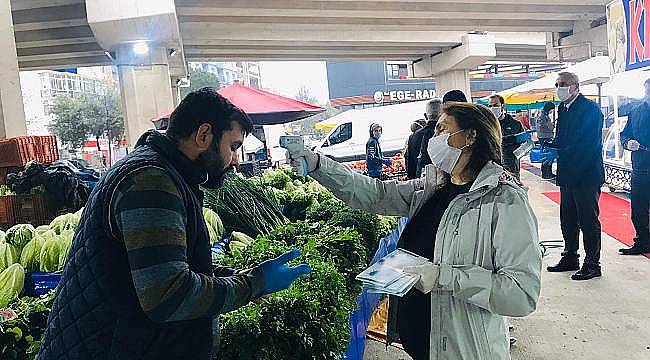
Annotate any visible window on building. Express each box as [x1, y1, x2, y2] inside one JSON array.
[[250, 77, 260, 88], [387, 63, 409, 79]]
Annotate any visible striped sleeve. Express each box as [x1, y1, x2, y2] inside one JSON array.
[[112, 166, 264, 323]]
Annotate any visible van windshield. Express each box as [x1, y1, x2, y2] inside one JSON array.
[[327, 122, 352, 146]]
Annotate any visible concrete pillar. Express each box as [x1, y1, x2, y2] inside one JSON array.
[[115, 45, 175, 146], [435, 70, 471, 102], [0, 0, 27, 138]]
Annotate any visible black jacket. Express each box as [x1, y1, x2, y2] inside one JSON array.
[[621, 101, 650, 175], [38, 131, 217, 360], [500, 113, 526, 176], [366, 131, 391, 175], [416, 123, 436, 178], [551, 94, 605, 187], [406, 126, 428, 179]]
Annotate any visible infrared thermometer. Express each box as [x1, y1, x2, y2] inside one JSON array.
[[279, 135, 308, 176]]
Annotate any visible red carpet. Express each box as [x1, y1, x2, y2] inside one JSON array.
[[542, 192, 650, 259]]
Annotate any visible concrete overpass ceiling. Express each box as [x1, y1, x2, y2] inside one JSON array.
[[11, 0, 109, 70], [176, 0, 606, 62]]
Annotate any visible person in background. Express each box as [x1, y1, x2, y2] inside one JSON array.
[[544, 72, 605, 281], [488, 94, 528, 179], [536, 102, 557, 179], [366, 123, 391, 179], [619, 79, 650, 255], [416, 91, 467, 176], [38, 88, 311, 360], [288, 102, 541, 360], [516, 110, 532, 130], [404, 119, 428, 179]]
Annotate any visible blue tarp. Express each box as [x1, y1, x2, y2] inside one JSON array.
[[342, 217, 408, 360]]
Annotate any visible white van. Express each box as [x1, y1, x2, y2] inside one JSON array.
[[315, 100, 430, 162]]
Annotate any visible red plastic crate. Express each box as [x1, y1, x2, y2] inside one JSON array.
[[0, 195, 16, 226], [12, 193, 55, 226], [0, 193, 55, 227], [0, 136, 59, 167]]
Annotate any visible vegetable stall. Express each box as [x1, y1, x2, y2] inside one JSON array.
[[0, 168, 401, 359]]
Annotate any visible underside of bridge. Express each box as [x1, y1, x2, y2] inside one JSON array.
[[2, 0, 609, 142]]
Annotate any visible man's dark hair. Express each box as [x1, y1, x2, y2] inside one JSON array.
[[166, 87, 254, 142], [489, 94, 505, 106], [442, 90, 468, 103]]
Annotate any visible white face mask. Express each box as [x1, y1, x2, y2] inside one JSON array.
[[490, 106, 503, 119], [556, 86, 572, 102], [427, 130, 466, 174]]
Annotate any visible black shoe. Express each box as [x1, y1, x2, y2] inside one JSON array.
[[571, 265, 602, 281], [541, 174, 556, 180], [619, 242, 650, 255], [547, 257, 580, 272]]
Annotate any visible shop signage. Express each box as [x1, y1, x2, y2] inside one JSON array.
[[373, 89, 436, 104], [608, 0, 650, 72]]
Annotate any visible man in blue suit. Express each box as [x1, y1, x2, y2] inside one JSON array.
[[544, 72, 605, 281]]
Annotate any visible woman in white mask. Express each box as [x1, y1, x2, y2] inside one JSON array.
[[289, 102, 541, 360]]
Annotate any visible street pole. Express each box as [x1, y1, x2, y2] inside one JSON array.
[[105, 92, 112, 167]]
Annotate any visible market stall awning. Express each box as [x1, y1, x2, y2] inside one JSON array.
[[477, 56, 611, 106], [218, 83, 324, 125]]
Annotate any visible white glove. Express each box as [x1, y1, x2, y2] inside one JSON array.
[[288, 148, 320, 175], [424, 164, 448, 191], [627, 139, 641, 151], [403, 263, 440, 294]]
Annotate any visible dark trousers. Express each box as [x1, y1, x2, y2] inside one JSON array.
[[560, 185, 602, 266], [631, 173, 650, 243], [539, 138, 554, 178], [398, 291, 431, 360]]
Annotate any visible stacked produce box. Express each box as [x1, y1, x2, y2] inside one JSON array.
[[0, 136, 59, 227]]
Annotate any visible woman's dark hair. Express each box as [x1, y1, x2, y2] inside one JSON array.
[[443, 103, 503, 176], [166, 87, 253, 141], [543, 101, 556, 113]]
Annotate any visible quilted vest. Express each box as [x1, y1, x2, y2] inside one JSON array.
[[38, 131, 214, 360]]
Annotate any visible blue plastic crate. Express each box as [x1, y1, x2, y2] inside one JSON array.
[[529, 146, 544, 163], [24, 272, 62, 297]]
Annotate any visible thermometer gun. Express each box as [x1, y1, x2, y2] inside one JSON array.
[[279, 135, 308, 176]]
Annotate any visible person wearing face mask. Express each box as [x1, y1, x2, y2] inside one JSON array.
[[488, 94, 528, 179], [366, 123, 392, 179], [544, 72, 605, 281], [416, 91, 468, 178], [37, 88, 311, 360], [618, 79, 650, 255], [289, 103, 541, 360], [536, 102, 557, 179]]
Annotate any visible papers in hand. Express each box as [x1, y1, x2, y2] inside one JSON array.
[[514, 139, 535, 159], [356, 248, 429, 297]]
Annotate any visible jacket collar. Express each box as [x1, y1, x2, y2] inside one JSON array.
[[137, 130, 208, 186], [469, 161, 515, 192]]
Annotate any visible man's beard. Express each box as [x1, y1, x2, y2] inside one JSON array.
[[198, 147, 230, 189]]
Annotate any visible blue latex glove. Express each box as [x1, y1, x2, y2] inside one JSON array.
[[541, 148, 558, 165], [515, 132, 532, 143], [382, 159, 392, 167], [259, 250, 311, 295]]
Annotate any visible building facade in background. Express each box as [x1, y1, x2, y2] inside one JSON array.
[[20, 67, 117, 136], [326, 60, 559, 111], [189, 62, 262, 89]]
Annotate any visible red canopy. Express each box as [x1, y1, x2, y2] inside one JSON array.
[[217, 82, 323, 125]]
